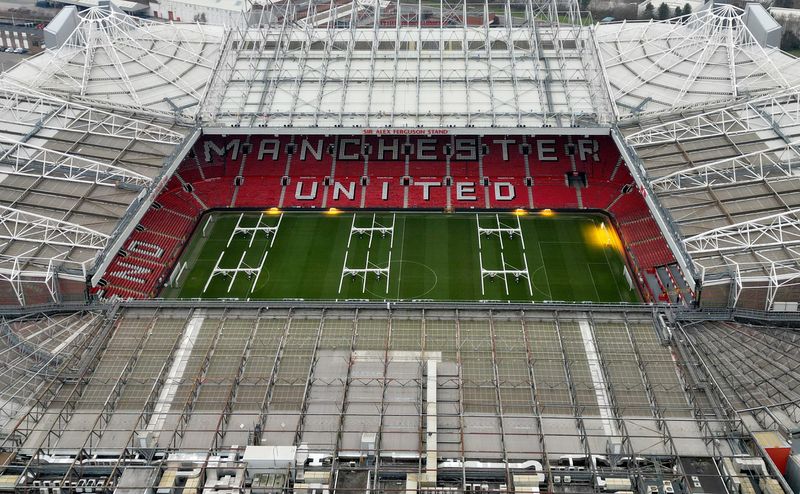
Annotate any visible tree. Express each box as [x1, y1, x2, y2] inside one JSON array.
[[674, 6, 682, 17], [782, 29, 800, 52], [580, 0, 591, 11], [657, 2, 670, 19], [643, 2, 655, 19], [682, 2, 692, 15]]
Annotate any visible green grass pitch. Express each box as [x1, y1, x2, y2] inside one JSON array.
[[161, 211, 639, 303]]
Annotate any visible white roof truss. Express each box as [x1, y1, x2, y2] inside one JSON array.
[[208, 0, 605, 128], [625, 87, 800, 146], [0, 205, 109, 251], [701, 255, 800, 310], [0, 138, 153, 187], [597, 5, 796, 119], [5, 7, 223, 121], [649, 142, 800, 192], [684, 209, 800, 255], [0, 85, 184, 145]]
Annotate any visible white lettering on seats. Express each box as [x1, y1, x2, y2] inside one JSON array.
[[109, 262, 151, 284], [128, 241, 164, 259]]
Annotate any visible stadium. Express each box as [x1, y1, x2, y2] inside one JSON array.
[[0, 0, 799, 493]]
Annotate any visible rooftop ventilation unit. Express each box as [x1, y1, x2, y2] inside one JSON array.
[[743, 3, 782, 48], [44, 6, 79, 50]]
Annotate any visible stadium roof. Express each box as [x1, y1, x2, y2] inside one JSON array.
[[0, 79, 191, 304], [4, 8, 225, 121], [202, 0, 612, 129], [595, 4, 800, 119], [2, 0, 800, 308], [618, 86, 800, 308]]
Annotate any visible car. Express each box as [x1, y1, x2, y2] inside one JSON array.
[[13, 48, 26, 54], [4, 47, 13, 53]]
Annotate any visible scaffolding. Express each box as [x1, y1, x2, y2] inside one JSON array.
[[203, 250, 269, 294], [227, 213, 283, 248], [338, 214, 395, 295], [476, 214, 532, 296]]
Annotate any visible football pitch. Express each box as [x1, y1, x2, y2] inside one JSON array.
[[161, 211, 639, 303]]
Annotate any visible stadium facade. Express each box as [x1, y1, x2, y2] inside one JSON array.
[[0, 1, 799, 494]]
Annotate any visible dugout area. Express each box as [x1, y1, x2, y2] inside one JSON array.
[[162, 210, 639, 303]]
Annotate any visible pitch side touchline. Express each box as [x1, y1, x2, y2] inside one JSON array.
[[395, 216, 406, 300], [586, 264, 601, 300], [536, 241, 553, 299], [595, 220, 627, 301]]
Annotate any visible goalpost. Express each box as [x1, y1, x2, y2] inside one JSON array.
[[202, 214, 215, 237], [476, 213, 533, 296], [168, 261, 188, 287]]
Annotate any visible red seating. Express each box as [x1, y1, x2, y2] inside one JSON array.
[[193, 179, 235, 209], [628, 238, 675, 269], [290, 136, 335, 177], [124, 231, 182, 262], [620, 218, 663, 244], [98, 285, 150, 300], [449, 178, 485, 209], [609, 191, 648, 219], [177, 167, 203, 184], [102, 255, 165, 297], [282, 176, 325, 208], [244, 136, 292, 177], [581, 183, 620, 210], [336, 157, 366, 179], [235, 178, 284, 208], [364, 178, 402, 208], [533, 182, 578, 209], [487, 177, 529, 208], [367, 161, 405, 178], [529, 137, 571, 177], [327, 177, 363, 208], [449, 159, 480, 179], [139, 209, 195, 239], [409, 160, 447, 178], [407, 136, 449, 178], [96, 133, 678, 301], [165, 175, 182, 191], [363, 136, 405, 177], [157, 189, 203, 218], [408, 180, 448, 208], [482, 136, 527, 178]]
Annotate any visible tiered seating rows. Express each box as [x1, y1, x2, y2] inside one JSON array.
[[97, 134, 679, 301]]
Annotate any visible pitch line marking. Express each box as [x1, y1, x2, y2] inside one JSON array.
[[251, 250, 269, 292], [586, 264, 601, 301], [595, 219, 627, 301], [338, 250, 350, 294], [536, 241, 553, 299], [395, 216, 406, 300], [203, 250, 225, 293], [529, 266, 552, 298]]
